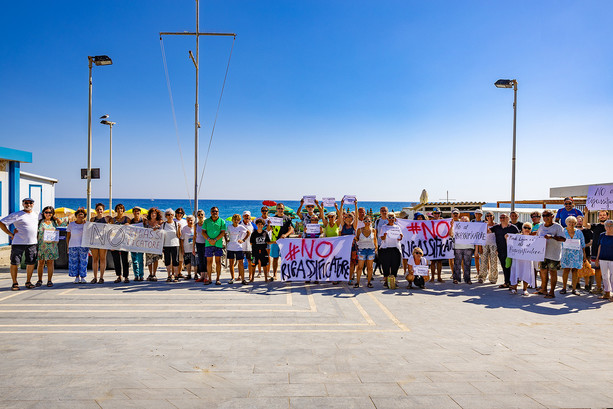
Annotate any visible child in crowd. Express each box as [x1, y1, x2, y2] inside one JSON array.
[[250, 218, 272, 282]]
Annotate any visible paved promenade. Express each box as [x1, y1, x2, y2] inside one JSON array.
[[0, 267, 612, 409]]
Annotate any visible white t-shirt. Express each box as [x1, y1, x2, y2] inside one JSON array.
[[181, 225, 194, 252], [1, 210, 39, 245], [379, 223, 402, 249], [227, 224, 248, 252], [357, 219, 365, 229], [162, 221, 180, 247], [240, 221, 254, 252], [537, 223, 565, 261], [175, 218, 188, 230], [67, 222, 85, 248], [195, 222, 206, 244]]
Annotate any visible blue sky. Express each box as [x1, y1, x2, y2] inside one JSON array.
[[2, 1, 612, 202]]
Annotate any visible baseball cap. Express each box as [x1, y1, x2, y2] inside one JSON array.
[[243, 211, 251, 217], [22, 197, 34, 203], [475, 209, 483, 215], [452, 208, 460, 214], [432, 207, 441, 213]]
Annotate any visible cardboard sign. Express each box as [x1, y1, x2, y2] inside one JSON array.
[[587, 184, 613, 211], [413, 265, 429, 276], [322, 197, 336, 207], [506, 234, 546, 262], [563, 239, 581, 250], [303, 195, 316, 206], [453, 222, 487, 246], [342, 195, 356, 205], [306, 224, 321, 234], [278, 236, 352, 281], [386, 226, 402, 239], [269, 217, 284, 227], [43, 230, 59, 242]]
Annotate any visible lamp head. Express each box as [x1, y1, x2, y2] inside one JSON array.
[[92, 55, 112, 66], [495, 79, 515, 88], [100, 120, 115, 125]]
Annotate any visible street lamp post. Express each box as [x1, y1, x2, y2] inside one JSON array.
[[100, 116, 116, 216], [86, 55, 112, 218], [494, 79, 518, 212]]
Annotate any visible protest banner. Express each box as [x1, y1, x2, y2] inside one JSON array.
[[453, 222, 487, 246], [278, 236, 352, 281], [269, 216, 284, 227], [81, 222, 164, 254], [342, 195, 356, 205], [506, 234, 546, 261], [322, 197, 335, 207], [396, 219, 454, 260], [587, 184, 613, 211], [302, 195, 316, 206]]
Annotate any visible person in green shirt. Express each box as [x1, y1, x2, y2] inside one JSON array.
[[202, 207, 226, 285]]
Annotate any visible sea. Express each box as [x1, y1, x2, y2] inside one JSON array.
[[55, 198, 545, 220], [56, 198, 413, 219]]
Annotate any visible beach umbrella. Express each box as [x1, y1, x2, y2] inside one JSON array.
[[126, 206, 148, 214], [55, 207, 75, 214], [262, 200, 276, 207]]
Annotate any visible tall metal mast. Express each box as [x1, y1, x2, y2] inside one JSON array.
[[160, 0, 235, 219]]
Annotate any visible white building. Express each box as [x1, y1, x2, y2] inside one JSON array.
[[0, 147, 57, 247]]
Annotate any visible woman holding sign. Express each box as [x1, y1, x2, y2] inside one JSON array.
[[355, 216, 377, 288], [405, 247, 429, 289], [560, 216, 585, 295], [66, 209, 89, 283], [379, 213, 403, 288], [508, 223, 536, 295], [339, 202, 358, 285], [109, 204, 131, 284], [36, 206, 69, 287], [90, 203, 109, 284]]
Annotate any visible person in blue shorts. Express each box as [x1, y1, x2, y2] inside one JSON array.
[[202, 207, 226, 285]]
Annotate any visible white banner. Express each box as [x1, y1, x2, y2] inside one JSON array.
[[342, 195, 356, 205], [453, 222, 487, 246], [278, 236, 352, 281], [506, 234, 546, 261], [81, 222, 164, 254], [587, 184, 613, 211], [396, 219, 454, 260]]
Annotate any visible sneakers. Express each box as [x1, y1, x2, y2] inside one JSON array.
[[80, 277, 87, 284], [74, 278, 80, 284]]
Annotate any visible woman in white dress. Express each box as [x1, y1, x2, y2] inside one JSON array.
[[509, 222, 536, 295]]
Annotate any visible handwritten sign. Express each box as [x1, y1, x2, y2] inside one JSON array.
[[278, 236, 352, 281], [269, 217, 284, 227], [386, 226, 402, 239], [82, 222, 164, 254], [414, 265, 429, 276], [587, 184, 613, 211], [43, 230, 60, 242], [322, 197, 336, 207], [303, 195, 316, 206], [506, 234, 546, 262], [563, 239, 581, 250], [306, 224, 321, 234], [453, 222, 487, 246], [342, 195, 356, 205], [396, 219, 454, 260]]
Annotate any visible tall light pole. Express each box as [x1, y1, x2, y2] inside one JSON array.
[[100, 116, 116, 216], [494, 79, 518, 212], [87, 55, 112, 218]]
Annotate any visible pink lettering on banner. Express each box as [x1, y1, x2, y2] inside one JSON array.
[[405, 220, 450, 240], [315, 241, 333, 258]]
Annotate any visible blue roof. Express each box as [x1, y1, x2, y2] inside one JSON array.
[[0, 147, 32, 163]]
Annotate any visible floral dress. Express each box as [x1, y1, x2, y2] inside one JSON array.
[[560, 228, 585, 269], [37, 218, 68, 261]]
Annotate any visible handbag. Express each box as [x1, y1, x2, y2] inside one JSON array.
[[578, 259, 595, 278], [387, 275, 396, 289]]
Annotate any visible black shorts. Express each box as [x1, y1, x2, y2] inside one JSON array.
[[227, 250, 244, 260], [163, 246, 180, 267], [244, 251, 253, 263], [183, 253, 196, 266], [10, 244, 37, 266], [253, 249, 269, 267]]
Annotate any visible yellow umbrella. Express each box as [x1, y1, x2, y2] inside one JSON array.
[[55, 207, 75, 214], [126, 206, 148, 214]]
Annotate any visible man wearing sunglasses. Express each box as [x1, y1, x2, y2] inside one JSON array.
[[555, 197, 583, 228], [0, 198, 40, 290]]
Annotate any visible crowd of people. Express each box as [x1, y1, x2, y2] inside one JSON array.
[[1, 196, 612, 302]]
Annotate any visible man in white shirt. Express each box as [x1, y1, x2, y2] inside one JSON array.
[[0, 198, 40, 290]]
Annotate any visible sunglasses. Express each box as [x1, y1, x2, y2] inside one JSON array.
[[211, 210, 219, 213], [165, 213, 173, 216], [44, 211, 53, 214], [261, 209, 268, 212], [531, 215, 541, 218], [414, 252, 423, 255], [24, 201, 34, 205], [564, 202, 572, 205], [522, 227, 531, 230]]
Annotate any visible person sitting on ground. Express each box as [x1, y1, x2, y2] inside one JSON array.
[[405, 247, 429, 289]]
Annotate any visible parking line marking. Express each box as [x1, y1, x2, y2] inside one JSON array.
[[342, 286, 375, 326], [0, 329, 405, 334], [305, 285, 317, 312], [0, 292, 25, 302], [365, 290, 410, 332]]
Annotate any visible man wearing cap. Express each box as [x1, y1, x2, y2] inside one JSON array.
[[555, 197, 583, 228], [537, 210, 565, 298], [0, 198, 40, 290]]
